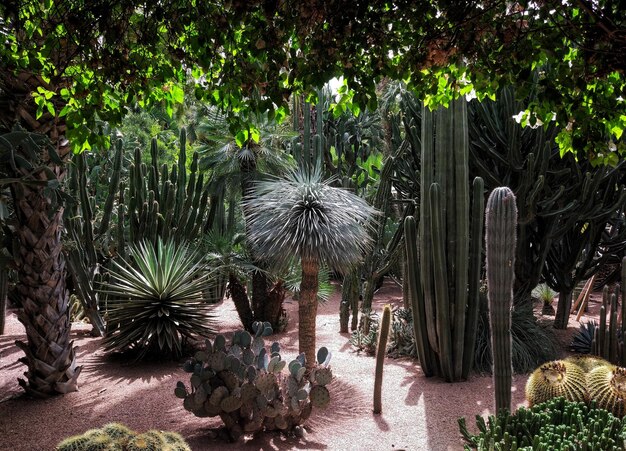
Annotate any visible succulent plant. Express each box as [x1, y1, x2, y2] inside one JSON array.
[[459, 397, 626, 451], [563, 354, 611, 373], [525, 360, 587, 406], [55, 423, 190, 451], [177, 331, 332, 441], [570, 320, 597, 354], [587, 365, 626, 418]]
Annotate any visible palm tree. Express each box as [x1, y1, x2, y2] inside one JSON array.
[[0, 129, 81, 397], [197, 108, 295, 329], [243, 166, 377, 366]]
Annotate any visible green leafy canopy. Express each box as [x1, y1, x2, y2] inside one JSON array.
[[2, 1, 625, 163]]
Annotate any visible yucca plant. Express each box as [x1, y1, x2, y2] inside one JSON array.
[[243, 165, 377, 366], [532, 282, 557, 316], [102, 238, 216, 361]]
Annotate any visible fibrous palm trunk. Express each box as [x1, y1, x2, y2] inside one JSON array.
[[2, 72, 81, 396], [299, 257, 319, 367]]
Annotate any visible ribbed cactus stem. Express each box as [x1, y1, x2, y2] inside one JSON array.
[[462, 176, 485, 379], [96, 138, 124, 236], [485, 186, 517, 414], [373, 304, 392, 414], [404, 215, 436, 377], [0, 261, 7, 335], [430, 183, 453, 382]]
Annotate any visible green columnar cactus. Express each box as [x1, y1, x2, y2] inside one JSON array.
[[485, 186, 517, 413], [373, 304, 391, 414], [126, 128, 209, 249], [403, 97, 484, 382], [64, 138, 125, 336]]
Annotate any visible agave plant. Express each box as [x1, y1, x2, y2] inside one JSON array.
[[243, 165, 377, 366], [102, 238, 216, 360]]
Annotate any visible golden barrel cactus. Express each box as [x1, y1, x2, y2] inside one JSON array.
[[525, 360, 587, 406], [587, 365, 626, 418]]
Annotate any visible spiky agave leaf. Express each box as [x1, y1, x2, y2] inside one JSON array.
[[102, 238, 216, 361], [243, 166, 378, 272]]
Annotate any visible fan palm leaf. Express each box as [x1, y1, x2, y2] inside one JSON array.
[[102, 239, 216, 361]]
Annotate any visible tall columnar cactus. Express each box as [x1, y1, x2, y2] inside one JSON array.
[[373, 304, 391, 414], [403, 97, 485, 382], [485, 186, 517, 414], [125, 128, 210, 249], [64, 138, 124, 336]]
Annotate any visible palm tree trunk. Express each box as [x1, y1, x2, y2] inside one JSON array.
[[1, 72, 81, 396], [12, 179, 82, 396], [299, 257, 319, 367], [228, 273, 254, 331]]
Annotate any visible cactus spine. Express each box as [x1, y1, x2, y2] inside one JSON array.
[[373, 304, 391, 414], [404, 97, 484, 381], [485, 186, 517, 413]]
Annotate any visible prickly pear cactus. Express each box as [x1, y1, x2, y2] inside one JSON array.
[[525, 360, 587, 406], [176, 329, 333, 441]]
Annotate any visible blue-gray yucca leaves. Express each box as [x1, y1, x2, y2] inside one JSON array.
[[243, 166, 378, 271]]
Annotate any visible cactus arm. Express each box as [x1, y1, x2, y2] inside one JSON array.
[[419, 104, 439, 353], [452, 97, 470, 380], [95, 138, 124, 237], [462, 176, 485, 379], [430, 183, 453, 382], [485, 186, 517, 414], [373, 304, 391, 414], [404, 215, 437, 376]]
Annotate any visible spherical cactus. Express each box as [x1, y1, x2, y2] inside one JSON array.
[[126, 431, 166, 451], [525, 360, 587, 406], [160, 431, 192, 451], [587, 365, 626, 418], [563, 355, 611, 373]]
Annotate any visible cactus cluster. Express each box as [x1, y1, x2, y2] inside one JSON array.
[[525, 357, 626, 418], [404, 97, 485, 382], [459, 397, 626, 451], [176, 323, 333, 441], [56, 422, 190, 451]]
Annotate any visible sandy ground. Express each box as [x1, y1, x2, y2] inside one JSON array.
[[0, 281, 596, 451]]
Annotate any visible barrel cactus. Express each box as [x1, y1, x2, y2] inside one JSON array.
[[55, 423, 190, 451], [564, 355, 611, 373], [587, 365, 626, 418], [525, 360, 587, 406], [176, 328, 333, 441]]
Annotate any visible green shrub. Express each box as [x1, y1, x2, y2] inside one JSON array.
[[459, 397, 626, 450], [102, 238, 216, 360]]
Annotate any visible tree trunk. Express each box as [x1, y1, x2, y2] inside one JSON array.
[[264, 280, 286, 330], [251, 270, 269, 322], [11, 161, 82, 396], [228, 273, 254, 331], [299, 257, 319, 367], [553, 290, 573, 329], [0, 265, 7, 335], [340, 270, 358, 333]]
